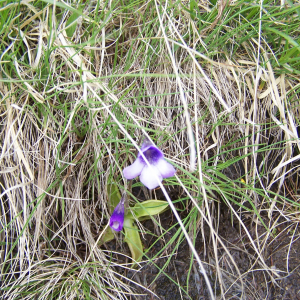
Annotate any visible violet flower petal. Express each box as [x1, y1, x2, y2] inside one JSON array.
[[140, 139, 156, 152], [140, 165, 163, 189], [155, 158, 176, 178], [109, 196, 125, 232], [123, 139, 176, 189], [123, 158, 145, 180], [139, 145, 164, 163]]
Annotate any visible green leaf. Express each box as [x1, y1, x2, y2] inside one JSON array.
[[209, 0, 218, 6], [127, 200, 169, 220], [66, 12, 80, 38], [265, 27, 300, 53], [40, 0, 92, 22], [107, 183, 122, 214], [123, 218, 143, 264], [98, 226, 115, 245]]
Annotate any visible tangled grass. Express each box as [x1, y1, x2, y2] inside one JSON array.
[[0, 0, 300, 299]]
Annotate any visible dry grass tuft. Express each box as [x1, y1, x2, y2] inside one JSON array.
[[1, 0, 299, 299]]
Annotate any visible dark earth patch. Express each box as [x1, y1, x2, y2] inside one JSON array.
[[104, 186, 300, 300]]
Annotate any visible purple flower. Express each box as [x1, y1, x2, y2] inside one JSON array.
[[123, 139, 176, 189], [109, 196, 125, 231]]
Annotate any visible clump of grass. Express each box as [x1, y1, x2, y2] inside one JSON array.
[[1, 0, 299, 299]]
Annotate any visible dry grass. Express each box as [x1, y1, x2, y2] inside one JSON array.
[[0, 0, 300, 299]]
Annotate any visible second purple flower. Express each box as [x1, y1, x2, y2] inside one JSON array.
[[123, 139, 176, 189], [109, 196, 125, 232]]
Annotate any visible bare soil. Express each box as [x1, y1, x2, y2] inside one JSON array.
[[105, 187, 300, 300]]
